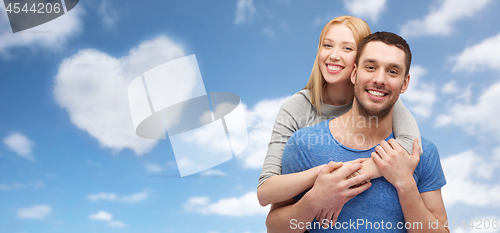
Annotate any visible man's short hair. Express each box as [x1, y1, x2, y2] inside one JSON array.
[[355, 31, 412, 76]]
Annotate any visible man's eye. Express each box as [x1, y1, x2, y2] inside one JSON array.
[[366, 66, 374, 70], [389, 70, 398, 74]]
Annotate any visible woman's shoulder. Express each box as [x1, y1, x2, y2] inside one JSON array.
[[276, 90, 316, 124], [281, 89, 313, 109]]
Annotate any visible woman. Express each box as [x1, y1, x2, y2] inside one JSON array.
[[257, 15, 421, 220]]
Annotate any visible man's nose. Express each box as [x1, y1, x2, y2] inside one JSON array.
[[372, 70, 387, 85]]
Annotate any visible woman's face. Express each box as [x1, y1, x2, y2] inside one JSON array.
[[319, 24, 357, 85]]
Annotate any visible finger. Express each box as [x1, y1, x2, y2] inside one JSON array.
[[315, 209, 323, 222], [375, 145, 388, 159], [346, 181, 372, 197], [387, 139, 399, 149], [332, 206, 343, 225], [321, 161, 343, 175], [380, 141, 394, 155], [322, 211, 332, 228], [352, 157, 369, 163], [336, 162, 363, 178], [326, 211, 334, 226], [319, 209, 328, 226], [412, 138, 420, 158], [347, 171, 372, 187]]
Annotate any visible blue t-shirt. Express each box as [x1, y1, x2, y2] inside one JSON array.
[[282, 120, 446, 232]]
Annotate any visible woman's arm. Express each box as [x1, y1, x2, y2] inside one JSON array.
[[393, 97, 423, 155], [258, 165, 324, 206], [258, 92, 324, 206]]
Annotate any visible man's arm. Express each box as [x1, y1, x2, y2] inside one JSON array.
[[397, 187, 449, 232], [266, 161, 373, 233], [372, 139, 448, 232]]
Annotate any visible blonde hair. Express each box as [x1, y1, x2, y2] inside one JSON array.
[[304, 15, 371, 114]]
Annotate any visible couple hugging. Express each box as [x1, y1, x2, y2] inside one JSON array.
[[257, 16, 448, 233]]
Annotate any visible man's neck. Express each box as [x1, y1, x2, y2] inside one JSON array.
[[329, 103, 393, 150]]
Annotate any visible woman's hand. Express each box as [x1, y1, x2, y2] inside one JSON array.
[[346, 158, 371, 187]]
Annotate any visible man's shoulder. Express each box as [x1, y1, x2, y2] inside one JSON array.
[[421, 137, 439, 156], [417, 136, 441, 171]]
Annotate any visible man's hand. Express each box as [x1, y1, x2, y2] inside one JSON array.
[[371, 138, 420, 188], [309, 160, 372, 227]]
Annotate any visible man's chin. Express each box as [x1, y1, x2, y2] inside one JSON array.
[[356, 102, 392, 120]]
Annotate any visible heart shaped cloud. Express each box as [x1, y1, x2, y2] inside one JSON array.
[[53, 35, 185, 155]]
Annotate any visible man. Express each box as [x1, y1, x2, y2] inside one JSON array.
[[266, 32, 448, 232]]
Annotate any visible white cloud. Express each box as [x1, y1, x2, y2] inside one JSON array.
[[181, 96, 286, 170], [53, 35, 185, 155], [89, 211, 127, 227], [3, 133, 35, 161], [343, 0, 386, 22], [0, 181, 43, 191], [145, 163, 162, 174], [436, 81, 500, 141], [400, 0, 492, 38], [89, 211, 113, 221], [120, 190, 148, 203], [200, 169, 226, 177], [442, 80, 460, 94], [184, 192, 269, 217], [451, 33, 500, 72], [238, 97, 288, 168], [262, 28, 276, 38], [401, 65, 436, 118], [87, 190, 148, 203], [441, 150, 500, 207], [87, 192, 117, 201], [17, 205, 52, 219], [87, 160, 101, 166], [0, 3, 84, 58], [234, 0, 256, 24], [108, 221, 126, 227], [98, 0, 119, 27]]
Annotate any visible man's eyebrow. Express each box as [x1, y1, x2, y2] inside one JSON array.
[[388, 63, 403, 70], [361, 58, 377, 64]]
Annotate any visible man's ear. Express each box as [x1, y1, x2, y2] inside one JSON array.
[[351, 64, 357, 85], [400, 73, 410, 93]]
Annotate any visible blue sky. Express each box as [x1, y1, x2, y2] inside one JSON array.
[[1, 0, 500, 232]]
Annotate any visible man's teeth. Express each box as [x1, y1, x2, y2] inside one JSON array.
[[327, 65, 342, 71], [368, 90, 386, 97]]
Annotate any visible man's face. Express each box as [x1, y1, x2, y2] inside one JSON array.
[[351, 41, 410, 119]]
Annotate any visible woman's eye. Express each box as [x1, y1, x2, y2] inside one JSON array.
[[344, 47, 353, 51], [323, 44, 332, 48]]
